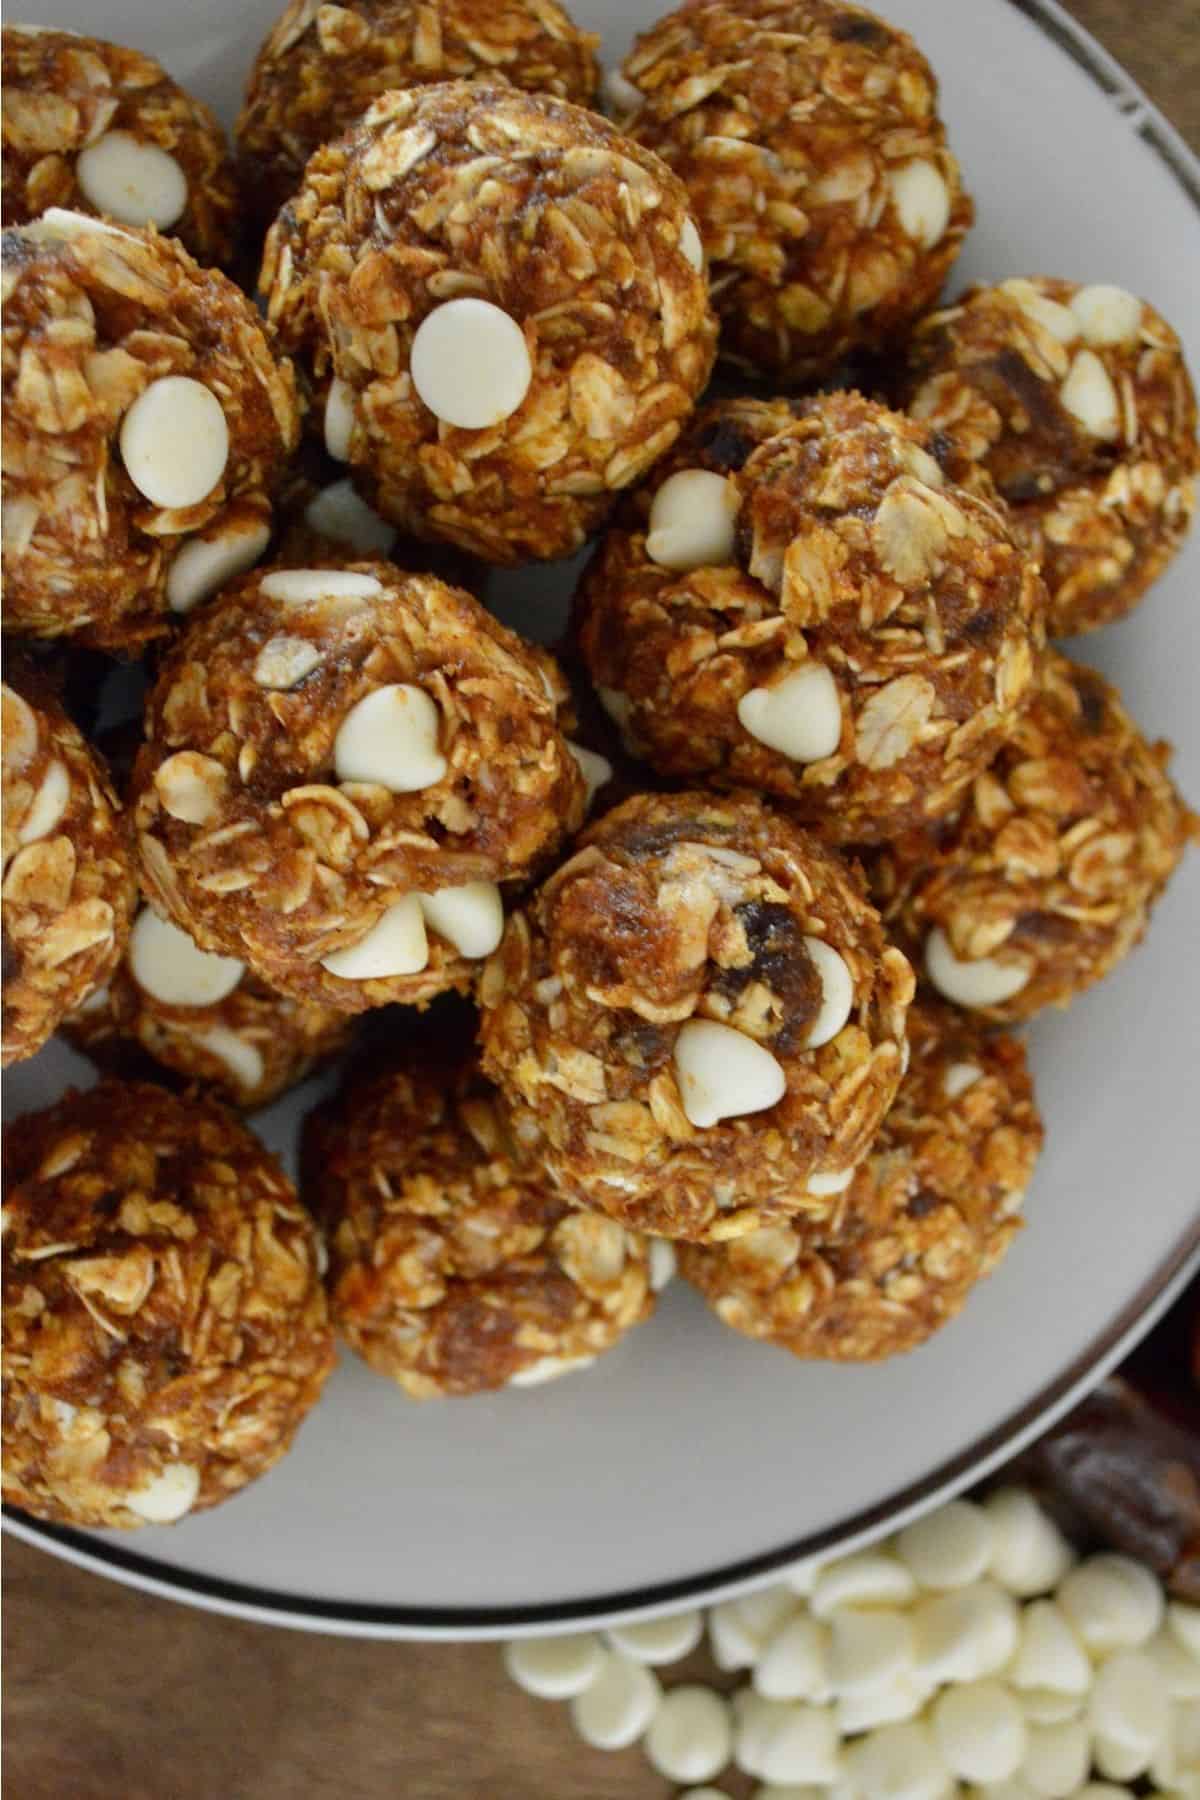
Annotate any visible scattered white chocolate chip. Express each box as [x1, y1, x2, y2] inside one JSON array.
[[75, 130, 188, 229], [912, 1581, 1020, 1682], [646, 468, 739, 571], [18, 760, 70, 844], [119, 376, 229, 510], [837, 1672, 934, 1735], [757, 1702, 841, 1785], [802, 937, 854, 1049], [1070, 283, 1143, 347], [193, 1025, 264, 1094], [569, 1650, 661, 1750], [806, 1166, 856, 1197], [1168, 1601, 1200, 1659], [508, 1353, 595, 1388], [566, 740, 613, 809], [926, 927, 1031, 1009], [609, 1611, 703, 1666], [1000, 279, 1081, 345], [416, 883, 503, 959], [710, 1599, 772, 1671], [167, 516, 272, 615], [737, 663, 842, 764], [811, 1552, 917, 1616], [503, 1632, 604, 1699], [129, 908, 244, 1007], [943, 1061, 983, 1100], [304, 479, 398, 556], [153, 751, 227, 826], [320, 896, 428, 980], [1009, 1599, 1092, 1694], [888, 159, 951, 248], [828, 1608, 915, 1697], [648, 1239, 677, 1291], [1146, 1627, 1200, 1700], [333, 684, 447, 792], [1021, 1717, 1090, 1798], [754, 1614, 830, 1703], [260, 568, 383, 604], [253, 635, 323, 690], [1060, 349, 1121, 439], [680, 216, 705, 272], [1088, 1649, 1169, 1755], [1020, 1686, 1086, 1725], [843, 1719, 949, 1800], [2, 686, 39, 773], [674, 1020, 786, 1129], [1057, 1554, 1164, 1654], [324, 377, 357, 461], [984, 1488, 1076, 1596], [124, 1462, 200, 1524], [410, 298, 532, 430], [932, 1679, 1027, 1783], [897, 1500, 995, 1590]]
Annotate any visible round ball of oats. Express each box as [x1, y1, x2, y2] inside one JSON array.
[[478, 790, 914, 1243], [65, 902, 354, 1111], [869, 649, 1197, 1024], [237, 0, 600, 237], [132, 561, 585, 1012], [575, 391, 1046, 845], [679, 1000, 1042, 1360], [899, 277, 1199, 636], [1, 212, 300, 652], [261, 82, 717, 563], [1, 27, 236, 267], [304, 1047, 658, 1396], [2, 1080, 333, 1529], [615, 0, 972, 384], [2, 662, 137, 1067]]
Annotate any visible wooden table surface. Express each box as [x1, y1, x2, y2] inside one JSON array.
[[5, 7, 1197, 1797]]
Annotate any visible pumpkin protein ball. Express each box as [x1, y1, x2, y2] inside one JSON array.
[[1, 210, 300, 652], [478, 789, 915, 1243], [868, 649, 1197, 1024], [236, 0, 601, 237], [1, 26, 237, 268], [2, 663, 137, 1068], [614, 0, 973, 385], [575, 390, 1046, 845], [132, 561, 586, 1012], [679, 999, 1043, 1360], [1, 1080, 334, 1529], [900, 277, 1199, 637], [260, 81, 717, 564], [303, 1049, 661, 1397]]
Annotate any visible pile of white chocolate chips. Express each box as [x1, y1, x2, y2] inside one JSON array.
[[502, 1488, 1200, 1797]]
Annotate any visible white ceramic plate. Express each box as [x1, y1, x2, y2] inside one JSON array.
[[5, 0, 1199, 1640]]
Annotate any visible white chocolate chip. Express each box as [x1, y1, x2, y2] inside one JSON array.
[[1070, 283, 1143, 346], [1000, 279, 1081, 345], [737, 662, 842, 765], [645, 1686, 732, 1785], [984, 1489, 1076, 1597], [417, 882, 503, 959], [253, 635, 323, 690], [166, 517, 271, 614], [27, 206, 138, 244], [129, 908, 244, 1007], [837, 1673, 935, 1736], [829, 1609, 916, 1698], [807, 1165, 855, 1197], [897, 1500, 995, 1590], [410, 298, 532, 430], [609, 1611, 704, 1666], [566, 740, 613, 809], [1088, 1649, 1169, 1753], [1010, 1600, 1092, 1695], [843, 1720, 949, 1800], [674, 1020, 786, 1129], [926, 928, 1031, 1009], [754, 1614, 830, 1703], [2, 685, 39, 774], [603, 66, 644, 114], [1168, 1601, 1200, 1660], [193, 1025, 264, 1094], [120, 376, 229, 510], [646, 468, 739, 571], [931, 1680, 1027, 1784], [1020, 1687, 1085, 1725], [943, 1061, 983, 1100], [913, 1582, 1020, 1682], [76, 131, 188, 229], [596, 685, 633, 733], [124, 1462, 200, 1523], [324, 377, 357, 461], [304, 478, 398, 555], [888, 160, 951, 248], [811, 1552, 917, 1616], [1058, 1554, 1164, 1655], [648, 1239, 677, 1291], [1060, 349, 1121, 439], [569, 1650, 661, 1750], [1021, 1718, 1090, 1798], [334, 683, 447, 792], [508, 1353, 595, 1388], [803, 937, 854, 1049], [320, 896, 428, 980], [680, 216, 705, 272], [18, 759, 70, 844], [1146, 1628, 1200, 1700], [503, 1633, 604, 1700], [153, 751, 227, 825], [756, 1702, 841, 1785]]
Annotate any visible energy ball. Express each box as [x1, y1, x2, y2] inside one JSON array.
[[2, 663, 137, 1067], [575, 391, 1046, 844], [616, 0, 972, 384], [65, 903, 354, 1110], [2, 1080, 334, 1529], [261, 82, 717, 563], [2, 211, 300, 651], [304, 1052, 657, 1396], [237, 0, 600, 236], [478, 790, 915, 1242], [869, 649, 1197, 1024], [132, 561, 585, 1012], [900, 278, 1199, 636], [679, 1000, 1042, 1360], [1, 26, 237, 267]]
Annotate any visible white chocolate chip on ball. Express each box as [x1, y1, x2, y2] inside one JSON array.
[[802, 937, 854, 1049], [502, 1632, 604, 1700], [984, 1488, 1076, 1596], [124, 1461, 200, 1523], [829, 1609, 915, 1698], [646, 468, 740, 571], [897, 1500, 995, 1590], [153, 751, 228, 826], [324, 377, 357, 461], [193, 1025, 264, 1094], [674, 1020, 786, 1128], [2, 685, 39, 773], [1058, 1554, 1164, 1654], [333, 684, 447, 792], [926, 927, 1031, 1009], [410, 298, 532, 430], [1070, 283, 1143, 346], [806, 1165, 856, 1197], [1000, 279, 1081, 345], [754, 1613, 830, 1702], [1060, 349, 1121, 439], [811, 1552, 917, 1616], [1010, 1599, 1092, 1694], [737, 663, 842, 764], [648, 1239, 677, 1291], [304, 478, 398, 556], [167, 516, 272, 615], [508, 1353, 595, 1388], [129, 908, 244, 1007], [680, 216, 705, 272], [28, 206, 138, 244], [603, 66, 644, 115], [253, 635, 323, 691], [609, 1610, 704, 1666], [943, 1061, 983, 1100], [417, 882, 503, 959], [569, 1650, 661, 1750], [566, 740, 613, 809], [843, 1719, 949, 1800], [119, 376, 229, 511], [76, 130, 188, 230], [1088, 1649, 1170, 1754], [320, 896, 428, 980], [888, 160, 951, 248], [912, 1582, 1020, 1683], [931, 1679, 1027, 1784], [18, 759, 70, 844]]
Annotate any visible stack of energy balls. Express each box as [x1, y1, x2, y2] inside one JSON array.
[[2, 0, 1196, 1533]]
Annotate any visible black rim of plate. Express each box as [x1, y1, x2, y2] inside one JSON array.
[[5, 0, 1200, 1636]]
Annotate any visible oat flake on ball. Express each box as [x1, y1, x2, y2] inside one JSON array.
[[260, 81, 717, 563]]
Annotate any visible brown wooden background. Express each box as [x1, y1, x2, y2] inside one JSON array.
[[5, 6, 1197, 1796]]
